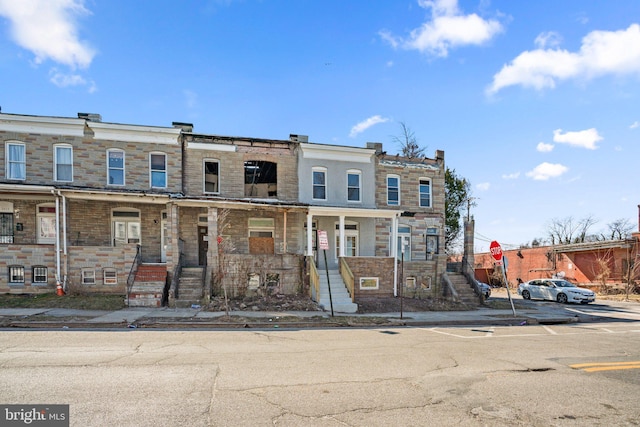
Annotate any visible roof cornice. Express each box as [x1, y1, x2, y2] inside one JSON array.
[[88, 122, 181, 145], [300, 143, 374, 163], [0, 113, 85, 137]]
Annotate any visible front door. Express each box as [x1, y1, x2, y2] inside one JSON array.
[[198, 226, 208, 266]]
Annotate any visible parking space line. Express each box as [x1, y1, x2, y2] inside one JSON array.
[[542, 325, 557, 335]]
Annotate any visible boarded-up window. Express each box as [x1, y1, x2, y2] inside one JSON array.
[[249, 218, 274, 254]]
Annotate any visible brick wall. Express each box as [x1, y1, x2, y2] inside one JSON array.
[[0, 245, 56, 292], [345, 257, 396, 299]]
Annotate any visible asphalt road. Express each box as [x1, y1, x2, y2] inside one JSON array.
[[1, 317, 639, 426]]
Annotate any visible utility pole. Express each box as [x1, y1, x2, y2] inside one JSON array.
[[466, 197, 478, 222]]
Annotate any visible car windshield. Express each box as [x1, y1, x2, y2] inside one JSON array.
[[552, 280, 575, 288]]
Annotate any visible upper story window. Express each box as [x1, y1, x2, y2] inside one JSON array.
[[347, 170, 361, 202], [244, 161, 277, 198], [387, 175, 400, 206], [6, 142, 26, 180], [312, 167, 327, 200], [54, 144, 73, 182], [419, 178, 431, 208], [107, 149, 125, 186], [204, 159, 220, 194], [150, 153, 167, 188]]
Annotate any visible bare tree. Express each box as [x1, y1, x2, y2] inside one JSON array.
[[546, 215, 598, 244], [392, 121, 425, 159], [604, 218, 634, 240]]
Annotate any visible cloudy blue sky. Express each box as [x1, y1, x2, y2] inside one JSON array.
[[1, 0, 639, 252]]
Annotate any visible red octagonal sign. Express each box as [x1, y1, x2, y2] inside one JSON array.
[[489, 240, 503, 262]]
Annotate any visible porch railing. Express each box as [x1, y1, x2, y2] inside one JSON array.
[[126, 245, 142, 306], [308, 256, 320, 303], [339, 257, 355, 302]]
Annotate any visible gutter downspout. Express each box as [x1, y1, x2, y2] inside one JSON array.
[[52, 190, 61, 291], [392, 213, 399, 297], [58, 191, 68, 291]]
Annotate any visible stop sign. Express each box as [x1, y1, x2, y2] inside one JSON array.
[[489, 240, 503, 262]]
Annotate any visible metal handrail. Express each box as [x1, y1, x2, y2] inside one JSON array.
[[126, 245, 141, 306]]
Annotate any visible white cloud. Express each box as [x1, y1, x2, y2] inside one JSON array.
[[476, 182, 490, 191], [0, 0, 95, 69], [526, 162, 568, 180], [536, 142, 554, 152], [380, 0, 503, 57], [501, 172, 520, 180], [553, 128, 602, 150], [534, 31, 562, 49], [630, 121, 639, 129], [487, 24, 640, 95], [349, 115, 389, 138], [49, 71, 86, 87]]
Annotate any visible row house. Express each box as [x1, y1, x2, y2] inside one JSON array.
[[0, 111, 450, 310]]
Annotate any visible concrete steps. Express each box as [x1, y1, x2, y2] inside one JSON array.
[[128, 264, 167, 307], [318, 270, 358, 314], [176, 267, 204, 308], [448, 272, 481, 306]]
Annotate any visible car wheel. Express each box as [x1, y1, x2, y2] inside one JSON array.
[[557, 293, 568, 304], [522, 290, 530, 300]]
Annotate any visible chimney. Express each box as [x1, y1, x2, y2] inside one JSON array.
[[78, 112, 102, 122], [435, 150, 444, 162], [289, 134, 308, 143], [366, 142, 383, 154], [172, 122, 193, 133]]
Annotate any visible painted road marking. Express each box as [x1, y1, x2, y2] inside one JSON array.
[[570, 361, 640, 373]]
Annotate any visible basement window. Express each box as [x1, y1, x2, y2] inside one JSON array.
[[82, 269, 96, 285], [104, 269, 118, 285]]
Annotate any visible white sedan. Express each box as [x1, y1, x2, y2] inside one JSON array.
[[518, 279, 596, 304]]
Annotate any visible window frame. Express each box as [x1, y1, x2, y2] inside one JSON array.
[[203, 159, 220, 194], [149, 152, 167, 188], [6, 141, 26, 180], [419, 177, 432, 208], [9, 265, 25, 284], [103, 269, 118, 285], [111, 209, 141, 246], [36, 203, 57, 244], [107, 148, 125, 186], [0, 212, 14, 244], [248, 217, 275, 238], [312, 167, 327, 201], [387, 174, 400, 206], [82, 269, 96, 285], [54, 144, 73, 182], [346, 169, 361, 203], [32, 266, 48, 284]]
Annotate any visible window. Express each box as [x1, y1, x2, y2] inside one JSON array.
[[244, 161, 277, 197], [6, 142, 26, 180], [359, 277, 379, 290], [54, 145, 73, 182], [204, 160, 220, 193], [387, 175, 399, 206], [107, 149, 125, 185], [150, 153, 167, 188], [312, 168, 326, 200], [32, 266, 48, 284], [36, 204, 57, 244], [9, 266, 24, 284], [0, 213, 14, 244], [419, 178, 431, 208], [82, 269, 95, 285], [396, 225, 411, 261], [248, 218, 275, 237], [104, 269, 117, 285], [426, 227, 439, 260], [112, 209, 141, 245], [347, 170, 361, 202]]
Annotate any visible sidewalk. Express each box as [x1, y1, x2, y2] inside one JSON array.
[[0, 294, 579, 330]]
